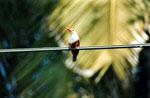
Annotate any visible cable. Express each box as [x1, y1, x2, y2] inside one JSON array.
[[0, 43, 150, 53]]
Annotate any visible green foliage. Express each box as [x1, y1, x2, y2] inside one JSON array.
[[0, 0, 75, 97]]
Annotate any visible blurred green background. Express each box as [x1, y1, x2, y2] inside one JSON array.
[[0, 0, 150, 98]]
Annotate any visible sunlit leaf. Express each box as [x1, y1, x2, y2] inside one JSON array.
[[48, 0, 149, 82]]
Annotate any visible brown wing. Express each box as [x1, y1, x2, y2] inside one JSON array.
[[69, 43, 72, 48], [70, 40, 80, 56], [75, 40, 80, 47]]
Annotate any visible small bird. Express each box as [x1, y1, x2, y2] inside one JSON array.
[[66, 28, 80, 62]]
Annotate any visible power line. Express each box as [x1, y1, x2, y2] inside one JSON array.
[[0, 43, 150, 53]]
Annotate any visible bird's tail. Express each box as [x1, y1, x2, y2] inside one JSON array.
[[73, 56, 77, 62]]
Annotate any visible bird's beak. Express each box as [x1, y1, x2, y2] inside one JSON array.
[[66, 28, 72, 32]]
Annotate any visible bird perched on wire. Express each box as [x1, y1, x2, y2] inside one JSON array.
[[66, 28, 80, 62]]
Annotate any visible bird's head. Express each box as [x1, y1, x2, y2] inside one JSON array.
[[66, 28, 74, 33]]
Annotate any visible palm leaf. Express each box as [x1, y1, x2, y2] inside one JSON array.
[[48, 0, 149, 83]]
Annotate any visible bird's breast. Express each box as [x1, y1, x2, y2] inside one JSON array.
[[68, 32, 79, 44]]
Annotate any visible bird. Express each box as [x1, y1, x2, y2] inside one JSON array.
[[66, 28, 80, 62]]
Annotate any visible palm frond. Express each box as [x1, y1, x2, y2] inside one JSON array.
[[48, 0, 149, 82]]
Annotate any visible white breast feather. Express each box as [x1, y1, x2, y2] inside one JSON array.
[[68, 31, 79, 44]]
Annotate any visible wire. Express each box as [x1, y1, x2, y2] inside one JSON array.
[[0, 43, 150, 53]]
